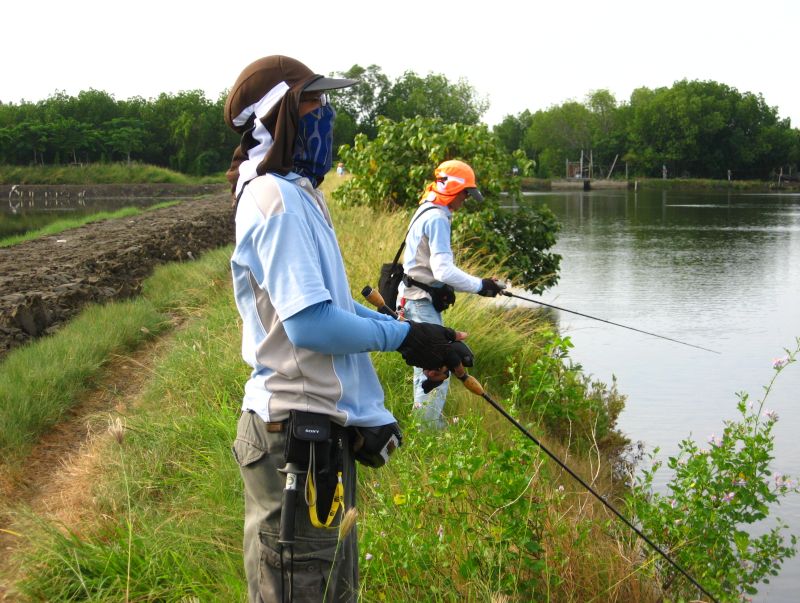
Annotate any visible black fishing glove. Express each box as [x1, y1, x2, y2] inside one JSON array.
[[478, 278, 505, 297], [397, 321, 461, 370], [352, 423, 402, 468], [420, 340, 476, 393]]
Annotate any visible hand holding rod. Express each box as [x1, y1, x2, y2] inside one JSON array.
[[501, 290, 720, 355]]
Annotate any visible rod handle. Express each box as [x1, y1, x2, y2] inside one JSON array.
[[361, 285, 399, 319], [278, 472, 299, 545]]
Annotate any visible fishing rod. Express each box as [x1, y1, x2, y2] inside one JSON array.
[[501, 290, 720, 355], [361, 285, 720, 603]]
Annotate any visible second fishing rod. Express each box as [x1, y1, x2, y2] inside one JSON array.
[[361, 285, 721, 603]]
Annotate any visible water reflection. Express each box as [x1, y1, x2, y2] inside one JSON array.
[[516, 189, 800, 602]]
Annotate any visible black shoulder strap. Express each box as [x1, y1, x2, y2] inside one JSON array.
[[389, 205, 440, 267]]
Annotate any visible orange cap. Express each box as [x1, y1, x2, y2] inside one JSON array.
[[431, 160, 483, 202]]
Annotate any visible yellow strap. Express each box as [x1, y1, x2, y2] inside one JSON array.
[[307, 471, 344, 529]]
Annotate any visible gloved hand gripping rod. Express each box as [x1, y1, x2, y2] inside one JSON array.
[[361, 284, 720, 603]]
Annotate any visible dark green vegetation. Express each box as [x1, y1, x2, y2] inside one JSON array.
[[496, 81, 800, 181], [3, 67, 797, 183]]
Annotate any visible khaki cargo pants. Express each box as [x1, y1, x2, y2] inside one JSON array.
[[233, 410, 358, 602]]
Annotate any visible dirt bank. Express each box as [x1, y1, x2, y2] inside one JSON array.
[[0, 189, 234, 358]]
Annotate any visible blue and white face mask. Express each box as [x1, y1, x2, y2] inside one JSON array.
[[293, 103, 336, 187]]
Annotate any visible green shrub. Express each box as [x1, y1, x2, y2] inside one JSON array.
[[627, 341, 800, 601]]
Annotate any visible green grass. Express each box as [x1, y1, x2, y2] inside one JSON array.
[[0, 162, 221, 185], [0, 247, 232, 471], [2, 196, 651, 601], [0, 201, 180, 247]]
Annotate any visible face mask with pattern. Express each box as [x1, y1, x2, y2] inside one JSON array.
[[293, 104, 336, 187]]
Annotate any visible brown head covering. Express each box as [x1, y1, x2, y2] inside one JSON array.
[[224, 55, 356, 201]]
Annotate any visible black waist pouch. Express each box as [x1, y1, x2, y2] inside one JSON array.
[[430, 284, 456, 312], [284, 410, 331, 466]]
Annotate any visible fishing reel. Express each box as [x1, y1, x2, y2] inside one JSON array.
[[421, 340, 474, 393]]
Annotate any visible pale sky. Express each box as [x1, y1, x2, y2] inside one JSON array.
[[2, 0, 798, 128]]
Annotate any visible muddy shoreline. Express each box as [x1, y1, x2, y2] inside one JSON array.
[[0, 187, 234, 358]]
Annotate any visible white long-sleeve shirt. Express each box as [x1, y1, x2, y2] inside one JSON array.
[[399, 202, 482, 302]]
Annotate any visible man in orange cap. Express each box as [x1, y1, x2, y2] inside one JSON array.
[[399, 160, 505, 429], [225, 56, 471, 602]]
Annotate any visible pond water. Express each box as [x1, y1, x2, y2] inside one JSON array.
[[1, 195, 175, 239], [512, 188, 800, 602]]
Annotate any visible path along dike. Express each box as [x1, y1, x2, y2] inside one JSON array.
[[0, 185, 234, 359]]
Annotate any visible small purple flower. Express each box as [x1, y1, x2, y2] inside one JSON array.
[[708, 433, 723, 447], [437, 525, 444, 541], [365, 553, 373, 561], [772, 356, 789, 369], [669, 499, 678, 509], [763, 409, 779, 421], [722, 492, 735, 503]]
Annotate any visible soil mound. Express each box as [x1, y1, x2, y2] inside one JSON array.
[[0, 190, 234, 358]]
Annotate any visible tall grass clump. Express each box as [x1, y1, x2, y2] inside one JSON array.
[[0, 247, 232, 473], [14, 252, 248, 602], [0, 300, 168, 467]]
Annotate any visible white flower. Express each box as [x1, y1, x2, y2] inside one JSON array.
[[365, 553, 373, 561]]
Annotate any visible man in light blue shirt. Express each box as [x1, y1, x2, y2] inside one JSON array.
[[224, 55, 468, 603]]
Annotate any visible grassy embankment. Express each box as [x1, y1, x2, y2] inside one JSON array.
[[0, 163, 223, 185], [0, 180, 654, 601]]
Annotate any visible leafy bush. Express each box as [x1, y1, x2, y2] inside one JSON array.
[[627, 341, 800, 602], [333, 116, 561, 293], [507, 332, 629, 457]]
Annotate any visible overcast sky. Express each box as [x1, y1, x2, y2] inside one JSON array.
[[2, 0, 797, 128]]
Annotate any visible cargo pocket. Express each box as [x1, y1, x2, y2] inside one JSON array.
[[232, 411, 271, 467], [259, 530, 341, 600]]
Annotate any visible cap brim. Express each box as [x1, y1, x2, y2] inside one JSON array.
[[465, 187, 484, 202], [304, 76, 358, 92]]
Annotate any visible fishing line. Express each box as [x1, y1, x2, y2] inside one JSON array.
[[501, 290, 720, 354]]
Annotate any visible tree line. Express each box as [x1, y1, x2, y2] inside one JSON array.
[[1, 67, 798, 180], [495, 81, 800, 180]]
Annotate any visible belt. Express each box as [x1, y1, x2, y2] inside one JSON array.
[[244, 410, 286, 433]]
